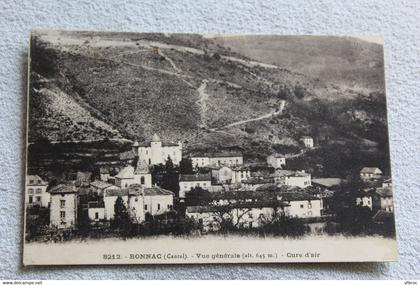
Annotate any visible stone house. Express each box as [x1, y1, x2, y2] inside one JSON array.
[[49, 183, 78, 229], [25, 175, 50, 208]]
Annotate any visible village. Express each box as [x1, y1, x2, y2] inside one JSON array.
[[25, 133, 394, 241]]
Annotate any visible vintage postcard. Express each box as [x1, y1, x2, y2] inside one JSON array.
[[23, 30, 397, 265]]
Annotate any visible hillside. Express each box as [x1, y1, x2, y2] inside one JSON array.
[[212, 35, 385, 92], [28, 31, 390, 174]]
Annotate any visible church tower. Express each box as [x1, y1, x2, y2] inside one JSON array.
[[150, 133, 163, 165]]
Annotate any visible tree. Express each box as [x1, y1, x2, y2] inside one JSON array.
[[160, 156, 180, 195], [179, 157, 194, 174], [185, 186, 212, 206], [113, 197, 130, 233]]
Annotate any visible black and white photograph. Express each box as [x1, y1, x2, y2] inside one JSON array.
[[23, 30, 397, 265]]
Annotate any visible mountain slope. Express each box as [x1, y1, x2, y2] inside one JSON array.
[[28, 31, 389, 167]]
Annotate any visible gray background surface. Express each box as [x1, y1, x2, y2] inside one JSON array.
[[0, 0, 419, 279]]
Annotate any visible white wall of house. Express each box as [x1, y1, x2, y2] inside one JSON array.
[[179, 180, 212, 198], [267, 155, 286, 169], [115, 177, 138, 188], [50, 193, 77, 229], [144, 194, 173, 216], [284, 200, 321, 218], [88, 207, 105, 222], [191, 157, 210, 168], [301, 137, 314, 148], [139, 142, 182, 165], [285, 174, 311, 188], [135, 173, 152, 188], [379, 196, 394, 212], [231, 170, 251, 183], [127, 195, 146, 223], [356, 196, 373, 209], [26, 185, 50, 208], [209, 156, 243, 167]]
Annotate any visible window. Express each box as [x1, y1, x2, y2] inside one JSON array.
[[167, 204, 170, 209], [300, 204, 304, 208], [203, 183, 207, 186], [36, 188, 42, 194], [198, 218, 203, 224], [157, 204, 161, 210], [60, 200, 65, 208], [60, 211, 66, 218], [95, 212, 99, 219], [28, 188, 34, 194], [144, 205, 148, 210], [148, 158, 151, 164], [134, 198, 138, 202], [36, 196, 41, 202], [29, 180, 34, 184], [146, 150, 148, 155], [28, 196, 33, 203], [140, 176, 145, 185]]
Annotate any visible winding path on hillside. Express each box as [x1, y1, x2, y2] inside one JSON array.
[[208, 100, 286, 131]]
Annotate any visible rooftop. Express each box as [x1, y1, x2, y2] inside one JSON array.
[[179, 173, 211, 182], [312, 178, 344, 188], [49, 183, 78, 195], [26, 175, 48, 186], [90, 180, 115, 190], [277, 191, 320, 201], [115, 166, 135, 179], [186, 200, 289, 213], [360, 167, 383, 174], [210, 152, 243, 158], [376, 187, 393, 197], [104, 188, 129, 197]]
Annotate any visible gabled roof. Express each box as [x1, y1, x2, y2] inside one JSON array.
[[287, 171, 310, 177], [276, 191, 319, 201], [179, 173, 211, 182], [312, 178, 344, 188], [152, 133, 161, 142], [375, 187, 393, 197], [242, 177, 274, 184], [270, 169, 295, 178], [210, 152, 242, 158], [90, 180, 115, 190], [49, 183, 78, 195], [144, 186, 174, 196], [360, 167, 383, 174], [104, 188, 129, 197], [115, 166, 135, 179], [210, 190, 266, 201], [26, 175, 48, 186]]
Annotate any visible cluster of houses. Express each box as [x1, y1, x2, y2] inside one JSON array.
[[25, 134, 394, 233]]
